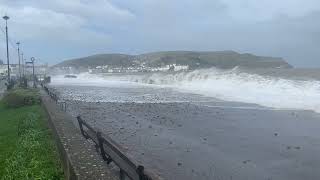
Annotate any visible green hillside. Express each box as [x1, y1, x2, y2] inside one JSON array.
[[55, 51, 292, 69]]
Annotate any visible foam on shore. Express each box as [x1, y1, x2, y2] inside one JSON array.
[[51, 68, 320, 112]]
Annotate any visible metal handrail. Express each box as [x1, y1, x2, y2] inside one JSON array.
[[42, 83, 160, 180], [42, 84, 67, 112], [77, 116, 159, 180]]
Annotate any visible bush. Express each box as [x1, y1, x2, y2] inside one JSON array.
[[19, 77, 28, 88], [5, 79, 16, 90], [2, 88, 40, 108]]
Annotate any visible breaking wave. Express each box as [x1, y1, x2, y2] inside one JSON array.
[[51, 68, 320, 112]]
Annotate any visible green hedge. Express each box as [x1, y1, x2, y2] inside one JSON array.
[[2, 88, 40, 108]]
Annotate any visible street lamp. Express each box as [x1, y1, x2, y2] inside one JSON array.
[[26, 57, 36, 88], [21, 53, 24, 76], [30, 57, 36, 88], [17, 42, 21, 80], [3, 15, 10, 82]]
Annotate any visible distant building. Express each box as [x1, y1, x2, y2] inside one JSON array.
[[0, 64, 7, 76], [0, 64, 17, 77], [24, 64, 48, 75], [85, 63, 189, 74], [0, 63, 48, 78], [55, 62, 190, 74]]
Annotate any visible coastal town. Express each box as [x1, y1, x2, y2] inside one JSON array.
[[51, 63, 190, 75], [0, 62, 48, 80]]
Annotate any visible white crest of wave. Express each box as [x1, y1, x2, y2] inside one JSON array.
[[51, 73, 138, 87], [51, 68, 320, 112], [127, 68, 320, 112]]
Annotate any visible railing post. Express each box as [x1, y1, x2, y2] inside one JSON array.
[[97, 131, 113, 164], [77, 116, 87, 138], [137, 165, 147, 180], [63, 102, 67, 112], [120, 169, 126, 180], [59, 101, 66, 112], [54, 94, 58, 104]]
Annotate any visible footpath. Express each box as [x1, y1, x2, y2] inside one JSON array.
[[41, 90, 117, 180]]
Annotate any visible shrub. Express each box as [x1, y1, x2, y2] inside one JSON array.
[[4, 79, 16, 90], [2, 88, 40, 108], [19, 77, 28, 88]]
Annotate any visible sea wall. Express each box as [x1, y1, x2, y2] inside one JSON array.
[[41, 91, 116, 180]]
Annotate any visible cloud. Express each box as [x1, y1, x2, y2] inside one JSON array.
[[0, 0, 319, 67], [220, 0, 320, 22], [0, 0, 134, 63]]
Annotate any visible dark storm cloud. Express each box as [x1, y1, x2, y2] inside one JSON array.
[[0, 0, 319, 67]]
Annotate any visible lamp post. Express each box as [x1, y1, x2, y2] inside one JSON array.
[[3, 15, 10, 82], [17, 42, 21, 80], [31, 57, 35, 88], [21, 53, 24, 76], [26, 57, 36, 88]]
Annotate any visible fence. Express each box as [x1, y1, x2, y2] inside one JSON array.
[[77, 116, 159, 180], [41, 83, 160, 180], [42, 83, 67, 112]]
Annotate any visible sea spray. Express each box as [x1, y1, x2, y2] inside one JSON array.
[[51, 68, 320, 112]]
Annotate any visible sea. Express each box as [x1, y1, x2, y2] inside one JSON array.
[[50, 67, 320, 113], [48, 67, 320, 180]]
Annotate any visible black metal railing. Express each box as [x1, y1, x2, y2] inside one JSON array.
[[42, 84, 67, 112], [42, 83, 160, 180], [77, 116, 160, 180]]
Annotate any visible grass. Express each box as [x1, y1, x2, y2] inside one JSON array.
[[0, 89, 63, 180]]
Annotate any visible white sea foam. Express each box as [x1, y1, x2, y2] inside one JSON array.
[[51, 73, 140, 88], [51, 68, 320, 112]]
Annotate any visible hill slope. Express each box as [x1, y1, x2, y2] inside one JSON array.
[[55, 51, 292, 69]]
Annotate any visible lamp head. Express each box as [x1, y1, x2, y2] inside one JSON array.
[[3, 15, 9, 21]]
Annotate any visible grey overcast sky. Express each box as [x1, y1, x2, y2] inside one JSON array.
[[0, 0, 319, 67]]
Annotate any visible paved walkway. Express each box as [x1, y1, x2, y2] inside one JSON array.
[[41, 91, 117, 180]]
